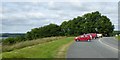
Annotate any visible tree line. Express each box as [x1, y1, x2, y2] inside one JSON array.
[[2, 11, 114, 45], [1, 33, 25, 37]]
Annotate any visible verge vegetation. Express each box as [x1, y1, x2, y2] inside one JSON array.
[[2, 37, 74, 58], [116, 36, 120, 40], [2, 36, 65, 52]]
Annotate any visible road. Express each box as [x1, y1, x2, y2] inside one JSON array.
[[67, 37, 118, 58]]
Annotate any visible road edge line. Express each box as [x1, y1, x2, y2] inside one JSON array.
[[98, 38, 119, 51]]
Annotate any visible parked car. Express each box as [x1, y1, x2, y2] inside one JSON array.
[[97, 34, 102, 38], [74, 34, 92, 42], [86, 34, 92, 40], [90, 33, 97, 39]]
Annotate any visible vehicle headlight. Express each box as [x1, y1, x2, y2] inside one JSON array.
[[75, 37, 78, 39]]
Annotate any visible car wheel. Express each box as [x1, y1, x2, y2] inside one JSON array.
[[76, 40, 79, 42], [95, 37, 97, 39], [88, 40, 91, 42]]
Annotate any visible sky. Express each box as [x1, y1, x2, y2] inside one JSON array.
[[1, 0, 120, 33]]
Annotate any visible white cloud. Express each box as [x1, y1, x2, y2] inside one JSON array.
[[1, 2, 119, 33], [1, 0, 120, 2]]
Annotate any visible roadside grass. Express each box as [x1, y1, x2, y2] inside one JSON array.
[[0, 39, 1, 41], [0, 39, 2, 59], [115, 36, 120, 40], [0, 46, 1, 59], [118, 36, 120, 40], [56, 39, 74, 58], [2, 37, 74, 58], [2, 36, 65, 52]]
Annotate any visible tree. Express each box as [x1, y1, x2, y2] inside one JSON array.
[[25, 23, 61, 40], [60, 11, 114, 36], [95, 15, 114, 36]]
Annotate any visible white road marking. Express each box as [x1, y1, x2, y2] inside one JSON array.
[[98, 38, 120, 51]]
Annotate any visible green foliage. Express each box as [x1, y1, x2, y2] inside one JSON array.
[[1, 33, 25, 37], [61, 11, 114, 36], [2, 38, 16, 44], [113, 31, 120, 35], [25, 24, 61, 40], [2, 36, 26, 45]]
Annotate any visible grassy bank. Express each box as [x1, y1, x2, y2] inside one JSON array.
[[2, 37, 74, 58], [2, 36, 65, 52]]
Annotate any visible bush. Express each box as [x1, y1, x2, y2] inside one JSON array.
[[2, 37, 16, 45]]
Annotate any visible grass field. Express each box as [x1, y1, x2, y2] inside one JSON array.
[[2, 37, 74, 58]]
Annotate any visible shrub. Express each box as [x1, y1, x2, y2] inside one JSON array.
[[2, 37, 16, 45]]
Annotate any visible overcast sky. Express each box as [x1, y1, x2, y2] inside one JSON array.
[[1, 0, 119, 33]]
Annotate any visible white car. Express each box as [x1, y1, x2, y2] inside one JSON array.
[[97, 34, 102, 38]]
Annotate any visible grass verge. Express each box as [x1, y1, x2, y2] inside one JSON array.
[[2, 37, 74, 58], [56, 40, 74, 58], [2, 36, 65, 52], [115, 36, 120, 40]]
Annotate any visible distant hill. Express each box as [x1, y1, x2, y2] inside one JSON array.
[[0, 33, 26, 37]]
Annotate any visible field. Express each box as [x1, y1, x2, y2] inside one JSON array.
[[2, 37, 74, 58]]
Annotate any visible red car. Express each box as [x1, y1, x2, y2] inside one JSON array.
[[74, 34, 92, 42], [90, 33, 97, 39]]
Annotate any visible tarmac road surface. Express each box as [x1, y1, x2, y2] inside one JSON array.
[[67, 37, 118, 58]]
